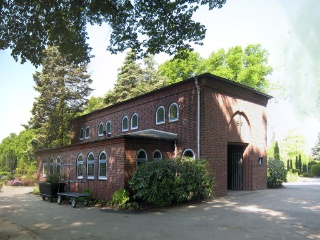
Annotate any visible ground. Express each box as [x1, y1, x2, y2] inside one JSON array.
[[0, 178, 320, 239]]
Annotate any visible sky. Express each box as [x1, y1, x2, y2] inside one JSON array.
[[0, 0, 319, 151]]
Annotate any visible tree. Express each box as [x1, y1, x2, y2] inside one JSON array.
[[0, 0, 226, 67], [29, 46, 92, 149], [83, 96, 106, 115], [159, 44, 272, 92], [312, 133, 320, 161], [274, 141, 280, 161], [104, 51, 165, 106]]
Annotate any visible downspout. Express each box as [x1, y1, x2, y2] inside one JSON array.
[[195, 77, 200, 158]]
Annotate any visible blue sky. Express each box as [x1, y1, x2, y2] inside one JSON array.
[[0, 0, 319, 149]]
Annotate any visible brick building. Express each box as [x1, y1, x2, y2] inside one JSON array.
[[36, 73, 271, 200]]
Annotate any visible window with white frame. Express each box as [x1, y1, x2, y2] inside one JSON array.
[[85, 126, 90, 139], [87, 152, 95, 180], [136, 149, 147, 166], [156, 106, 165, 125], [77, 154, 84, 179], [43, 158, 48, 177], [182, 148, 195, 159], [169, 103, 179, 122], [98, 122, 104, 136], [98, 151, 108, 180], [153, 150, 162, 160], [80, 128, 84, 140], [56, 157, 61, 174], [131, 113, 138, 130], [106, 120, 112, 134], [49, 157, 54, 175], [122, 116, 129, 132]]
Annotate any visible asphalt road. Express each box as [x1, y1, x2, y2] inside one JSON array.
[[0, 178, 320, 240]]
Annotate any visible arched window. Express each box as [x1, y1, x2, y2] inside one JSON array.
[[106, 120, 112, 134], [182, 148, 195, 159], [136, 149, 147, 166], [80, 128, 84, 140], [43, 158, 48, 177], [131, 113, 138, 130], [77, 154, 84, 179], [49, 157, 54, 175], [122, 116, 129, 132], [87, 152, 95, 179], [169, 103, 179, 122], [85, 126, 90, 139], [153, 150, 162, 160], [98, 122, 104, 136], [56, 157, 61, 174], [156, 106, 165, 125], [98, 151, 108, 180]]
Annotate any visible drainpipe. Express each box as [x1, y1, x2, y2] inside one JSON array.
[[195, 77, 200, 158]]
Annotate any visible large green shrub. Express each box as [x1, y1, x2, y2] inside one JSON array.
[[129, 158, 214, 207], [310, 164, 320, 177], [267, 159, 287, 188]]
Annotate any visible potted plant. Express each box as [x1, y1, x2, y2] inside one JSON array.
[[39, 172, 64, 202]]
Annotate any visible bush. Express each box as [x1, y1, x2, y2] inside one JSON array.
[[108, 188, 130, 209], [311, 164, 320, 177], [129, 158, 214, 207], [267, 159, 287, 188]]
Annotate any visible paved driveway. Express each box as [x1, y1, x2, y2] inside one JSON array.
[[0, 178, 320, 240]]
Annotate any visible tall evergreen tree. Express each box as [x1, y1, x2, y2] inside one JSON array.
[[274, 141, 280, 161], [29, 46, 92, 149]]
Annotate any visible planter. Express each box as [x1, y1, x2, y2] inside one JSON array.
[[39, 182, 64, 202]]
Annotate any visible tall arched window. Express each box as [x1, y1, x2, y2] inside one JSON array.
[[77, 154, 84, 179], [43, 158, 48, 177], [106, 120, 112, 135], [80, 128, 84, 140], [182, 148, 195, 159], [153, 150, 162, 160], [98, 122, 104, 136], [136, 149, 147, 166], [169, 103, 179, 122], [156, 106, 165, 125], [122, 116, 129, 132], [49, 157, 54, 175], [56, 157, 61, 174], [99, 151, 108, 180], [131, 113, 138, 130], [87, 152, 95, 179], [85, 126, 90, 139]]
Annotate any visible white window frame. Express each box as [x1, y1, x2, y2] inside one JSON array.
[[106, 120, 112, 135], [85, 126, 90, 139], [98, 151, 108, 180], [136, 149, 148, 166], [131, 113, 139, 130], [98, 122, 104, 136], [153, 150, 162, 160], [182, 148, 195, 159], [43, 158, 48, 177], [169, 103, 179, 122], [156, 106, 165, 125], [122, 116, 129, 132], [77, 154, 84, 179], [87, 152, 95, 180], [49, 157, 54, 175], [56, 157, 61, 174]]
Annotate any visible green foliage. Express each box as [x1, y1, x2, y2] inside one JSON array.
[[274, 141, 280, 161], [310, 164, 320, 177], [108, 188, 130, 209], [267, 159, 287, 188], [159, 44, 272, 92], [129, 158, 214, 207], [0, 1, 226, 66], [312, 133, 320, 161], [46, 172, 61, 183], [28, 46, 92, 149]]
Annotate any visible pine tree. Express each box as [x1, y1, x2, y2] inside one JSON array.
[[274, 141, 280, 161], [29, 46, 92, 149], [298, 154, 302, 172]]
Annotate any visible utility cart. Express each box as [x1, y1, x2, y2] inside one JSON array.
[[57, 192, 90, 208]]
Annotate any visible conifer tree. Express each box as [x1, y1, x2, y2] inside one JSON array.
[[29, 46, 92, 149], [274, 141, 280, 161]]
